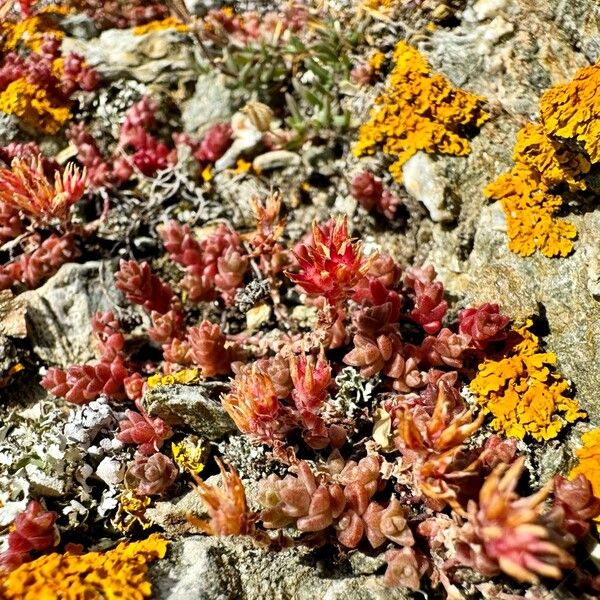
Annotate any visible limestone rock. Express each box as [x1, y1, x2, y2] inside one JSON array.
[[151, 536, 412, 600], [402, 153, 453, 223], [61, 29, 196, 84], [182, 74, 234, 137], [20, 261, 117, 367], [142, 384, 236, 441]]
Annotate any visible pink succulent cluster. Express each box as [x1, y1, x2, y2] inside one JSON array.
[[458, 303, 510, 350], [115, 258, 241, 374], [342, 261, 477, 393], [69, 0, 168, 30], [41, 310, 129, 404], [0, 34, 98, 101], [125, 452, 178, 496], [160, 220, 248, 305], [118, 409, 173, 455], [455, 458, 576, 584], [287, 217, 372, 305], [260, 454, 422, 589], [222, 352, 344, 449], [69, 96, 177, 188], [0, 500, 58, 573], [0, 143, 58, 175], [204, 4, 308, 44], [174, 122, 233, 165], [0, 234, 79, 291], [350, 171, 401, 219], [0, 155, 87, 291]]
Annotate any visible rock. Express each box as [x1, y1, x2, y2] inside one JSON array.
[[402, 153, 453, 222], [0, 113, 21, 145], [61, 14, 99, 39], [252, 150, 301, 172], [20, 261, 117, 367], [146, 489, 207, 536], [151, 536, 412, 600], [0, 290, 27, 338], [142, 384, 236, 441], [214, 130, 263, 171], [182, 74, 234, 137], [472, 0, 508, 21], [61, 29, 196, 84], [445, 207, 600, 424]]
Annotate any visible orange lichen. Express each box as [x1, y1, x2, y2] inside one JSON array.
[[0, 13, 63, 53], [1, 534, 168, 600], [540, 64, 600, 164], [486, 64, 600, 258], [570, 428, 600, 496], [368, 50, 385, 72], [470, 321, 585, 441], [353, 41, 488, 182], [0, 77, 70, 134], [133, 17, 188, 36], [484, 123, 590, 257]]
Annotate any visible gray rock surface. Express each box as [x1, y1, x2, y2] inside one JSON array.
[[142, 384, 236, 441], [182, 74, 235, 136], [62, 29, 196, 84], [21, 261, 117, 367], [151, 536, 412, 600]]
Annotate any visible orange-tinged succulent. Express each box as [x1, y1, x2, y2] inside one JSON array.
[[354, 41, 488, 182], [1, 534, 168, 600], [190, 459, 251, 536], [457, 458, 575, 584], [470, 321, 585, 441], [221, 364, 292, 444], [540, 64, 600, 164], [289, 351, 331, 413], [287, 217, 372, 304], [0, 156, 87, 223]]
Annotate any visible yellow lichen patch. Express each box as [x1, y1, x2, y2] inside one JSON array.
[[1, 534, 168, 600], [484, 120, 590, 258], [172, 439, 207, 475], [512, 123, 590, 191], [133, 16, 189, 36], [362, 0, 396, 10], [112, 490, 152, 533], [353, 41, 488, 182], [147, 368, 201, 388], [570, 428, 600, 498], [470, 321, 585, 441], [0, 78, 71, 135], [368, 50, 385, 72], [487, 65, 600, 258], [540, 64, 600, 164], [485, 165, 577, 257], [0, 14, 63, 52]]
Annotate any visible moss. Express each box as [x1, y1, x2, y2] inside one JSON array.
[[353, 41, 488, 182]]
